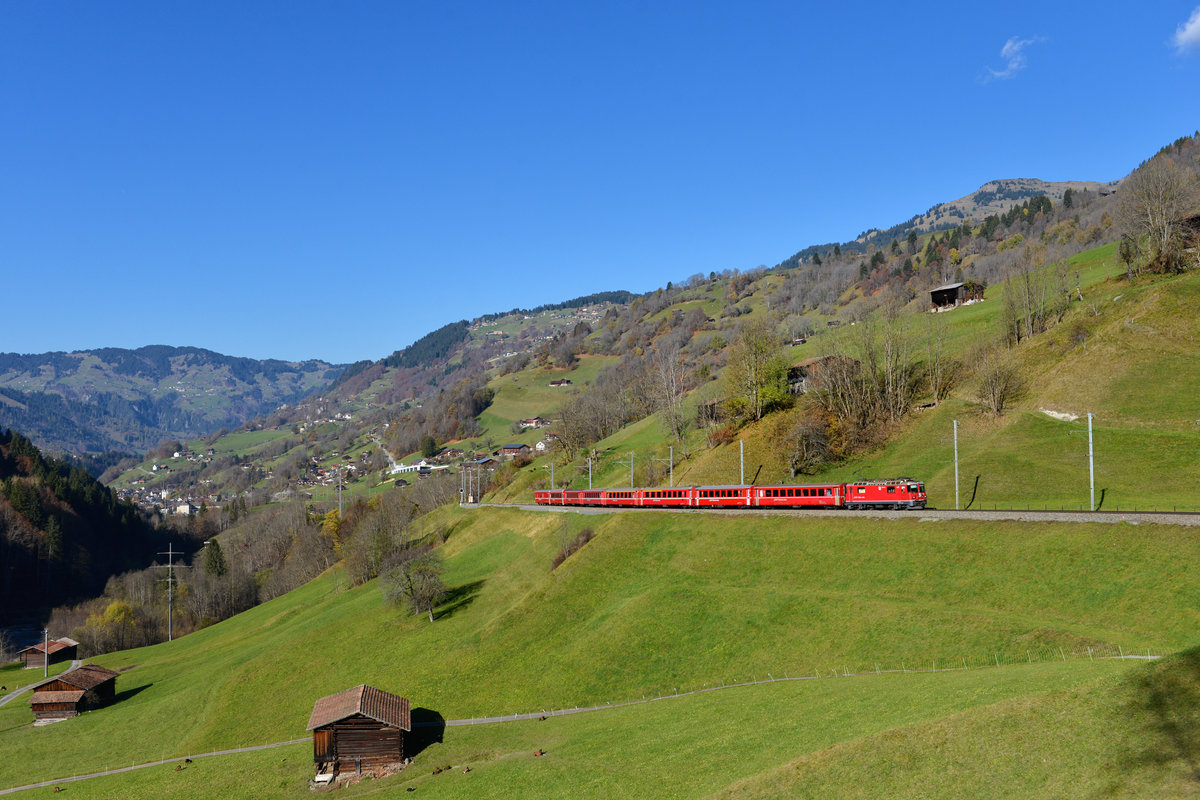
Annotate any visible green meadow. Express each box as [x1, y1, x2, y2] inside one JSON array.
[[3, 506, 1200, 796]]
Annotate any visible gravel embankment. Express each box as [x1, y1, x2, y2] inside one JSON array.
[[476, 503, 1200, 527]]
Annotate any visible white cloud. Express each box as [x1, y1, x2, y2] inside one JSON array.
[[985, 35, 1043, 80], [1174, 6, 1200, 53]]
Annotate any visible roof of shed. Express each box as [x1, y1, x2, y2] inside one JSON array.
[[30, 690, 86, 704], [930, 282, 965, 293], [307, 685, 411, 732], [18, 638, 79, 655], [37, 664, 120, 691]]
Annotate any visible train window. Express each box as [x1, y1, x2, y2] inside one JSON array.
[[886, 486, 896, 493], [856, 487, 865, 493]]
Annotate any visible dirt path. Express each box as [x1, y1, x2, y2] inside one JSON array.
[[0, 660, 82, 709]]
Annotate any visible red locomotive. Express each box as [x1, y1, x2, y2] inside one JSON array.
[[534, 479, 926, 510]]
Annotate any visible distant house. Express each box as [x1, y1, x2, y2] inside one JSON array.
[[308, 685, 411, 781], [18, 638, 78, 670], [534, 440, 551, 452], [697, 398, 727, 428], [549, 379, 573, 387], [474, 457, 500, 471], [930, 280, 985, 311], [519, 417, 548, 428], [499, 443, 532, 459], [787, 355, 853, 395], [929, 282, 965, 309], [29, 664, 119, 721]]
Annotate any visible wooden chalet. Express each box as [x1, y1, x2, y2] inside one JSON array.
[[18, 638, 78, 669], [307, 685, 411, 779], [29, 664, 119, 721], [498, 443, 531, 459]]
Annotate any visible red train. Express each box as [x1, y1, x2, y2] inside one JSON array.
[[534, 478, 927, 511]]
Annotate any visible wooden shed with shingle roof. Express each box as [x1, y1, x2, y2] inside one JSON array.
[[18, 637, 78, 669], [29, 664, 119, 720], [307, 685, 411, 777]]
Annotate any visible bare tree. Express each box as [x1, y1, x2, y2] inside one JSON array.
[[776, 410, 830, 476], [1117, 156, 1200, 273], [381, 549, 447, 622], [651, 346, 688, 441], [723, 319, 789, 421], [975, 347, 1025, 416], [923, 311, 959, 406]]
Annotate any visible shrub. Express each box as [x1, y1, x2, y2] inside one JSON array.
[[551, 528, 594, 571]]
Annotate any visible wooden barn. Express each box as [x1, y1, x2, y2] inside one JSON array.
[[787, 355, 853, 395], [307, 685, 411, 779], [29, 664, 119, 721], [17, 638, 78, 669]]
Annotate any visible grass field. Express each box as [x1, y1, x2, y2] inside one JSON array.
[[10, 660, 1140, 799], [472, 355, 617, 445], [3, 506, 1199, 794]]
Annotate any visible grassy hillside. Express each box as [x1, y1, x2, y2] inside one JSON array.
[[713, 648, 1200, 799], [3, 506, 1199, 794], [12, 660, 1133, 799], [501, 245, 1200, 513]]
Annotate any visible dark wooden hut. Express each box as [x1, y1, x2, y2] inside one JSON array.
[[307, 685, 411, 778], [929, 281, 966, 309], [17, 638, 78, 669], [787, 355, 854, 395], [29, 664, 119, 721]]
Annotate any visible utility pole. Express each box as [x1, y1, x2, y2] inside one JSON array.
[[953, 419, 960, 511], [740, 440, 745, 485], [653, 446, 674, 487], [43, 627, 49, 679], [156, 543, 179, 642], [1069, 413, 1096, 510], [616, 451, 635, 488], [575, 457, 593, 489], [1087, 413, 1095, 510], [337, 465, 344, 518], [543, 462, 555, 490]]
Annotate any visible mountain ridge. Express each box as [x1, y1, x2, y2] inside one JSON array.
[[0, 345, 345, 457]]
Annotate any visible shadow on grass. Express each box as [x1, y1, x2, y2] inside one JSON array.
[[112, 683, 152, 705], [433, 580, 484, 621], [965, 475, 981, 509], [1096, 487, 1107, 511], [408, 708, 445, 759], [1124, 647, 1200, 785]]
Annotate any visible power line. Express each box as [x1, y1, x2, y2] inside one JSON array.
[[155, 543, 181, 642]]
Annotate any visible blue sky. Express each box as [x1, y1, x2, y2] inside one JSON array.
[[3, 2, 1199, 364]]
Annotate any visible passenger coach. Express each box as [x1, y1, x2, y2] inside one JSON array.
[[533, 479, 925, 510]]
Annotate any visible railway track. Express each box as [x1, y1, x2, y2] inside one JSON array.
[[470, 503, 1200, 527]]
